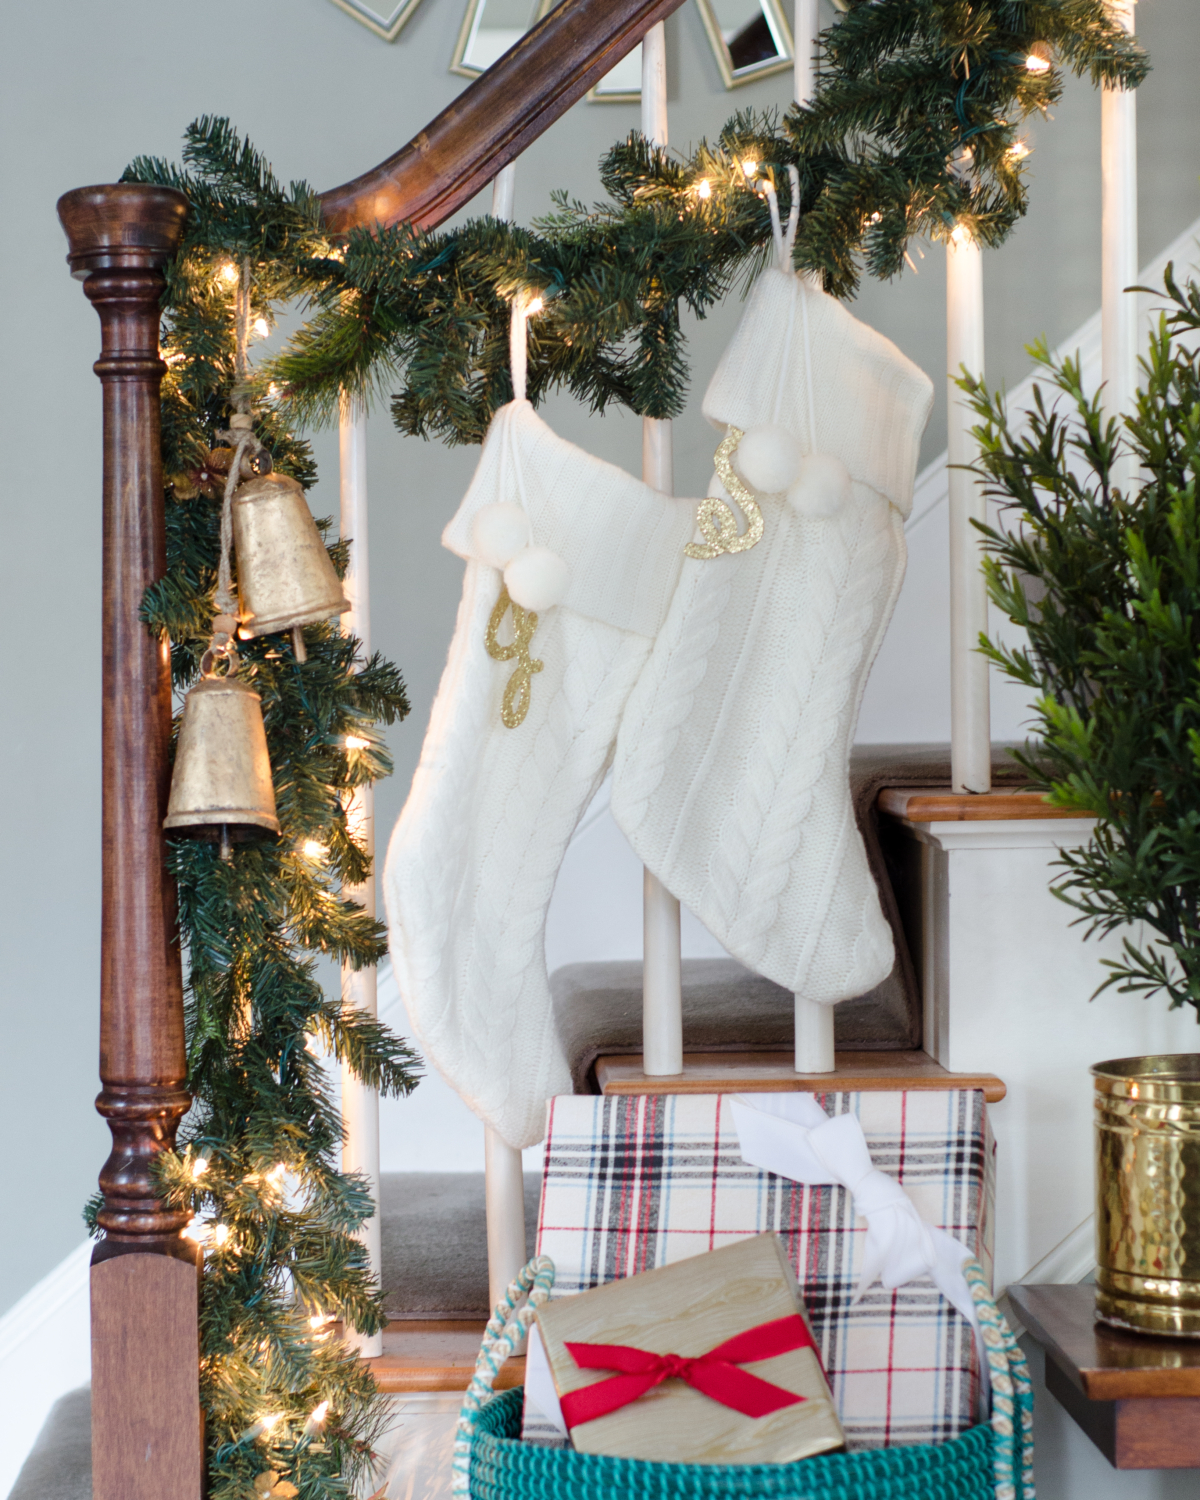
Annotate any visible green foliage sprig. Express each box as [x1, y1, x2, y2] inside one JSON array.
[[123, 122, 420, 1500], [964, 270, 1200, 1017], [261, 0, 1143, 445], [787, 0, 1146, 292]]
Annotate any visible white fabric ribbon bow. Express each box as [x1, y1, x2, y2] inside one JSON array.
[[729, 1094, 985, 1377]]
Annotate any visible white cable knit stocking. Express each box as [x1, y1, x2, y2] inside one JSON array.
[[611, 264, 934, 1002], [383, 399, 694, 1149]]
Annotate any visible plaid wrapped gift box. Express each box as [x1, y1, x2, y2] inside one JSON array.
[[528, 1090, 995, 1451]]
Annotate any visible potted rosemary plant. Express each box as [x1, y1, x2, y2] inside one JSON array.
[[961, 269, 1200, 1336]]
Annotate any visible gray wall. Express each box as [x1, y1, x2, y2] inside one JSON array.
[[2, 0, 1198, 1315]]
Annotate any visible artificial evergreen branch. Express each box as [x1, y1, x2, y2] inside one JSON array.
[[253, 0, 1144, 444], [964, 269, 1200, 1018], [121, 124, 419, 1500]]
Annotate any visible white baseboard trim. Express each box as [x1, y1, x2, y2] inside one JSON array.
[[0, 1241, 92, 1500], [999, 1215, 1095, 1339]]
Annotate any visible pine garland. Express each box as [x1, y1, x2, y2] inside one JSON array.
[[260, 0, 1144, 445], [964, 270, 1200, 1015], [111, 5, 1149, 1485], [118, 121, 420, 1500]]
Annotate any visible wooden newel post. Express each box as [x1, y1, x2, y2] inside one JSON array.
[[57, 183, 203, 1500]]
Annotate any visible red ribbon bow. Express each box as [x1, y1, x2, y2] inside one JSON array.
[[559, 1313, 814, 1429]]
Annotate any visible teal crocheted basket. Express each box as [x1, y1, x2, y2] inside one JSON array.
[[458, 1259, 1033, 1500], [470, 1388, 997, 1500]]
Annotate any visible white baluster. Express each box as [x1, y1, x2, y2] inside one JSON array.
[[791, 0, 837, 1072], [1102, 0, 1139, 494], [482, 160, 530, 1307], [794, 0, 818, 106], [946, 229, 990, 794], [485, 1130, 528, 1311], [339, 394, 383, 1358], [639, 21, 685, 1079]]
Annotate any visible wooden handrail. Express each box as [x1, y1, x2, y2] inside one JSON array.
[[319, 0, 688, 234]]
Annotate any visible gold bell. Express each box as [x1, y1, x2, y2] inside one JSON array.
[[164, 661, 280, 856], [233, 473, 350, 659]]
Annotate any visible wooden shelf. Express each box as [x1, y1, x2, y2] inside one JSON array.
[[363, 1320, 523, 1394], [595, 1050, 1005, 1102], [1008, 1284, 1200, 1469], [877, 786, 1090, 822]]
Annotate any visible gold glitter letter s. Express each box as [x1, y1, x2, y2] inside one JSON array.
[[485, 585, 543, 728], [685, 426, 766, 560]]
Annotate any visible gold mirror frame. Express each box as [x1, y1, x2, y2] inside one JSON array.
[[695, 0, 794, 89], [587, 41, 643, 104], [451, 0, 558, 79], [325, 0, 425, 42]]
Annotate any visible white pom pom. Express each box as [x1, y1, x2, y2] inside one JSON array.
[[504, 545, 570, 612], [735, 424, 804, 494], [788, 452, 852, 517], [471, 502, 532, 570]]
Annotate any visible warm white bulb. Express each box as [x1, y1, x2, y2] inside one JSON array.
[[696, 179, 712, 200], [212, 1223, 231, 1247], [344, 735, 370, 750], [741, 159, 758, 178], [253, 317, 271, 338], [302, 840, 326, 859], [951, 223, 971, 247], [1007, 140, 1031, 162], [191, 1156, 209, 1179], [525, 296, 544, 316], [1025, 51, 1051, 74], [219, 262, 239, 285], [303, 1400, 330, 1436], [259, 1413, 281, 1433]]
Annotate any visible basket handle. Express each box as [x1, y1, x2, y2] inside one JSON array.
[[453, 1254, 556, 1498], [964, 1258, 1035, 1500]]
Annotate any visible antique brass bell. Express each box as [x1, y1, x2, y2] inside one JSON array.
[[164, 647, 280, 858], [232, 473, 350, 661]]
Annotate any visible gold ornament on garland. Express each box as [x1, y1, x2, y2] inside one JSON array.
[[254, 1471, 299, 1500], [163, 626, 280, 860], [233, 469, 351, 660], [222, 259, 349, 665]]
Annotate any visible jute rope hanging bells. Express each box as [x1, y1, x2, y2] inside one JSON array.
[[223, 258, 350, 664], [165, 260, 301, 857]]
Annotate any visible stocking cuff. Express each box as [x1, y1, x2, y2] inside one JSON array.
[[702, 269, 934, 520], [443, 401, 695, 639]]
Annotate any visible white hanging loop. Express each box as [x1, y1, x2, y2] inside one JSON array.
[[509, 290, 537, 404], [763, 166, 801, 276], [784, 164, 801, 266], [764, 180, 786, 271]]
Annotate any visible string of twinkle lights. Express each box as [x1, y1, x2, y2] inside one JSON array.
[[246, 0, 1148, 444], [113, 5, 1146, 1498]]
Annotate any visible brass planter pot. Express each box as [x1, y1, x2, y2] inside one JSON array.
[[1094, 1053, 1200, 1337]]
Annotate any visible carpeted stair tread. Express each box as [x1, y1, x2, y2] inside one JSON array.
[[379, 1171, 539, 1320], [10, 1387, 92, 1500]]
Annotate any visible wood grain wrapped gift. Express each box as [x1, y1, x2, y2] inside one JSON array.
[[534, 1233, 843, 1464]]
